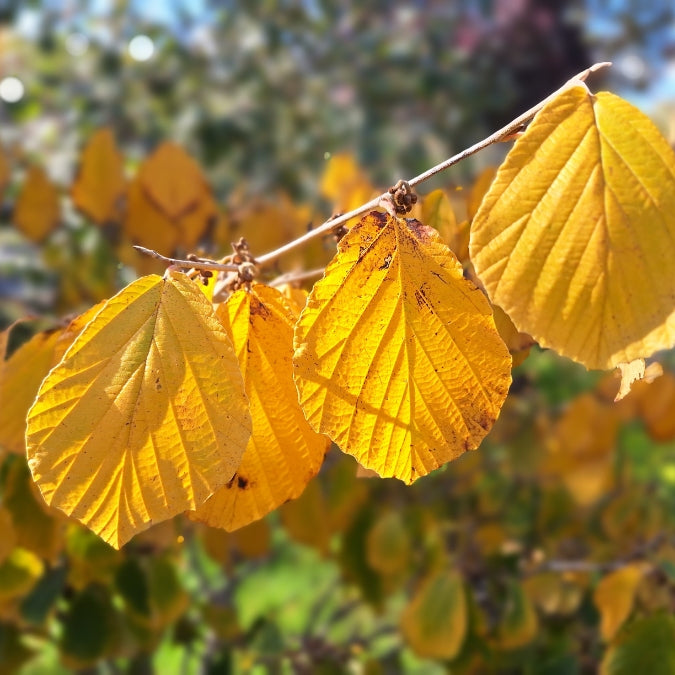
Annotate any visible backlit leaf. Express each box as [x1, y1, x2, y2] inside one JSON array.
[[190, 285, 326, 531], [400, 569, 468, 660], [294, 211, 511, 484], [470, 85, 675, 369], [614, 359, 645, 402], [13, 166, 60, 242], [594, 564, 647, 641], [26, 272, 251, 549], [71, 128, 126, 224]]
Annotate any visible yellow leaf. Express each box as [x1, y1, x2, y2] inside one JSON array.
[[71, 128, 126, 224], [614, 359, 645, 402], [492, 305, 534, 368], [320, 153, 376, 217], [470, 85, 675, 370], [124, 176, 179, 255], [400, 569, 468, 660], [13, 165, 60, 242], [190, 285, 327, 531], [139, 142, 207, 220], [0, 326, 63, 455], [175, 186, 219, 250], [467, 166, 497, 221], [421, 189, 470, 263], [546, 393, 619, 505], [294, 211, 511, 484], [637, 371, 675, 442], [594, 564, 647, 641], [26, 272, 251, 549]]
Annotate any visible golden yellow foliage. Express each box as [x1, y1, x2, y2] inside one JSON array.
[[614, 359, 646, 402], [420, 189, 470, 261], [294, 211, 511, 484], [190, 285, 327, 531], [546, 393, 619, 506], [124, 176, 180, 255], [467, 166, 497, 221], [71, 128, 126, 224], [139, 142, 207, 220], [594, 564, 647, 641], [26, 272, 251, 548], [0, 327, 63, 455], [400, 569, 468, 660], [13, 165, 60, 242], [637, 371, 675, 442], [320, 153, 376, 217], [470, 85, 675, 370]]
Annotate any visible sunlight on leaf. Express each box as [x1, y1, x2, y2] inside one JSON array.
[[26, 272, 251, 549], [470, 85, 675, 370], [294, 211, 511, 484], [190, 284, 327, 531]]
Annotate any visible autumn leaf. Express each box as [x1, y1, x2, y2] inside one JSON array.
[[400, 569, 468, 660], [546, 392, 619, 506], [139, 142, 208, 220], [26, 272, 251, 549], [594, 564, 647, 641], [71, 128, 126, 224], [190, 284, 327, 531], [13, 165, 60, 242], [294, 211, 511, 484], [0, 326, 63, 455], [470, 85, 675, 370], [0, 304, 106, 457], [124, 176, 179, 255], [320, 153, 376, 218]]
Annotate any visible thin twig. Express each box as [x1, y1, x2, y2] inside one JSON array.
[[254, 61, 611, 268], [132, 245, 239, 272], [269, 267, 326, 287]]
